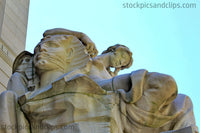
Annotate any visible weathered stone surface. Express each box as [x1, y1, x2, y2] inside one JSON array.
[[0, 28, 198, 133], [0, 0, 29, 93], [0, 0, 29, 55]]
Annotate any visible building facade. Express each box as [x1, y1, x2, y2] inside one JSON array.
[[0, 0, 29, 93]]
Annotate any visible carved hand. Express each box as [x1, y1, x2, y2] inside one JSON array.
[[43, 28, 98, 57]]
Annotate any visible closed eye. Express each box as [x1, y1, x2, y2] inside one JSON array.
[[46, 42, 60, 48]]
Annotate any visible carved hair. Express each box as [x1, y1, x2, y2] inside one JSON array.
[[61, 35, 91, 73], [43, 28, 98, 58], [102, 44, 133, 70]]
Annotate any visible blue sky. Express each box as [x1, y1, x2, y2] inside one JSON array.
[[26, 0, 200, 128]]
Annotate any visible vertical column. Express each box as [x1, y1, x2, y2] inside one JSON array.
[[0, 0, 30, 93]]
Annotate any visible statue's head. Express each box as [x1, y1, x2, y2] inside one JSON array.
[[33, 34, 90, 74], [13, 51, 33, 73], [102, 44, 133, 70]]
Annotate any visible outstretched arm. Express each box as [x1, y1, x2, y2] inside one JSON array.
[[43, 28, 98, 57], [98, 73, 131, 92]]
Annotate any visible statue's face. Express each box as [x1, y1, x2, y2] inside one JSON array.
[[17, 55, 32, 72], [33, 36, 67, 71], [109, 48, 130, 68]]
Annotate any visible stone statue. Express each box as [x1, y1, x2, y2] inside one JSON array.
[[7, 51, 37, 97], [88, 44, 133, 83], [0, 28, 198, 133], [97, 44, 133, 77]]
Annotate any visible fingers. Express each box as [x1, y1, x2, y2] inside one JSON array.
[[87, 45, 98, 58], [80, 35, 98, 58], [43, 28, 98, 58]]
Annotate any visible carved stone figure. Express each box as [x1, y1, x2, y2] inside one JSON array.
[[88, 44, 133, 83], [96, 44, 133, 77], [7, 51, 36, 97], [0, 28, 198, 133]]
